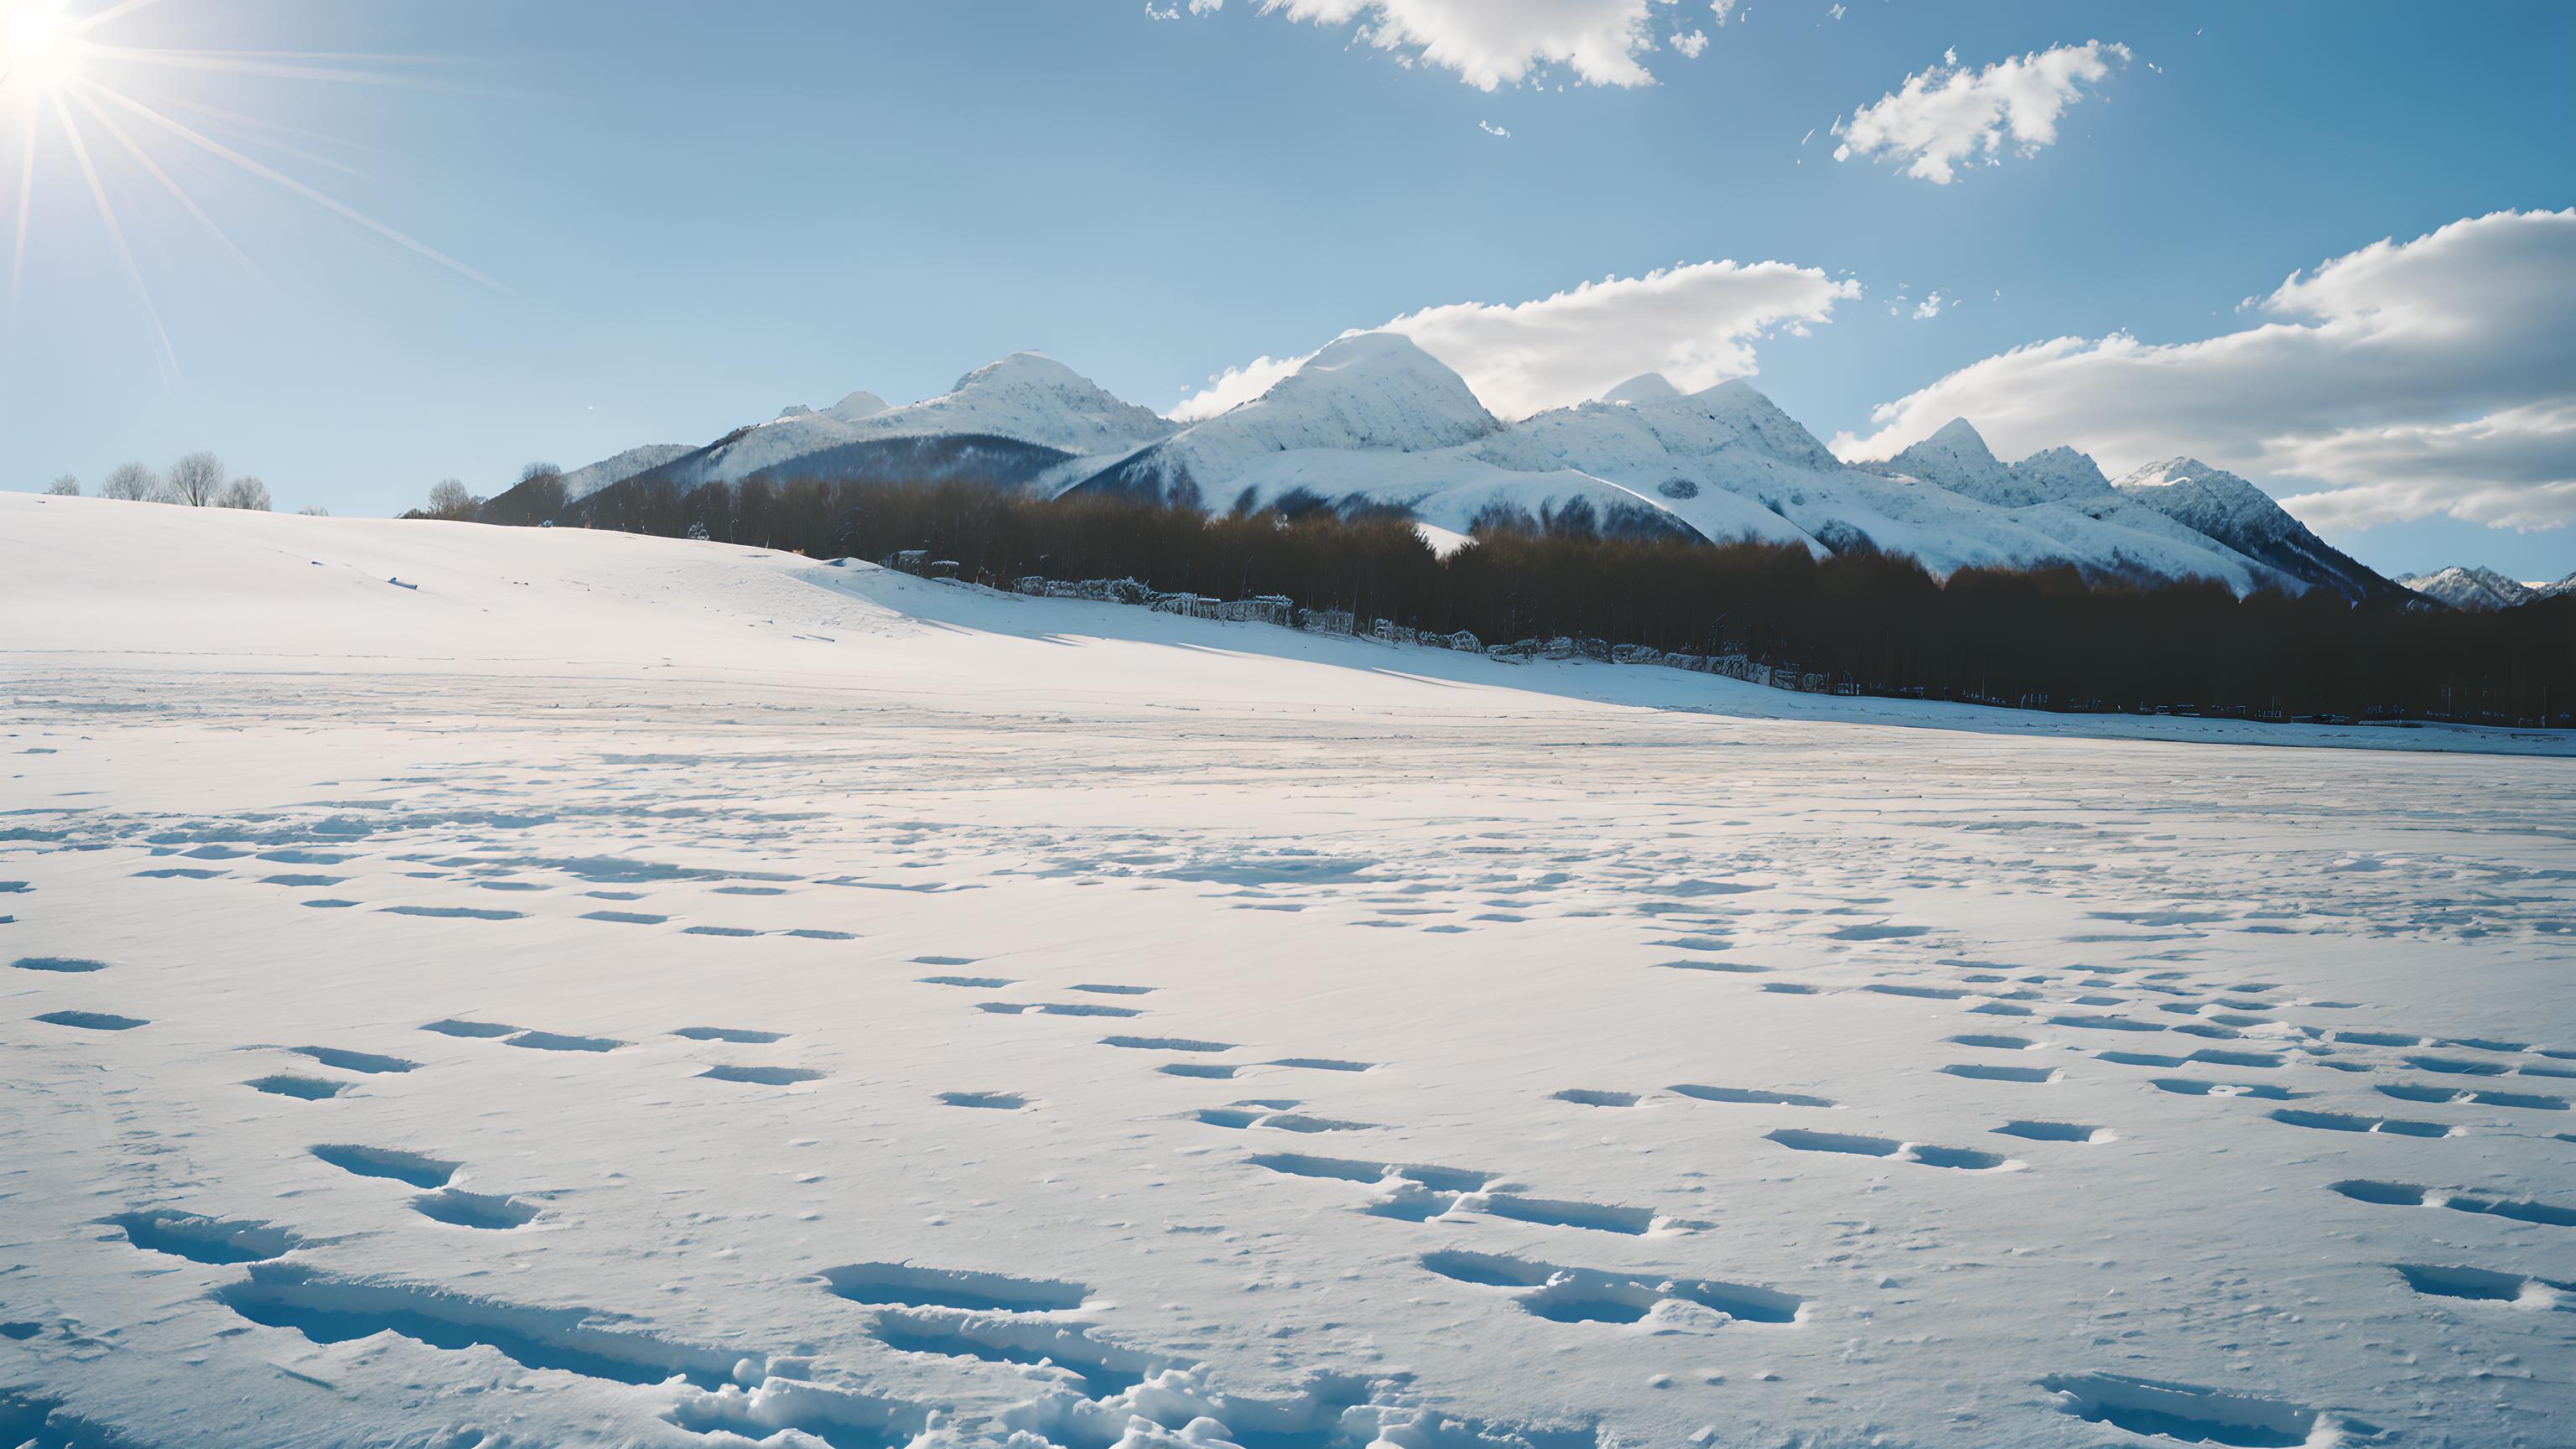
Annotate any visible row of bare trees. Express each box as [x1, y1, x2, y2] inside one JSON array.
[[408, 462, 567, 522], [46, 453, 301, 512]]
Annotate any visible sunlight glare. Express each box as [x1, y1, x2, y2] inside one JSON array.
[[4, 2, 82, 91]]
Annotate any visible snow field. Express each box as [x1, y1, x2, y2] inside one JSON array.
[[1, 497, 2569, 1447]]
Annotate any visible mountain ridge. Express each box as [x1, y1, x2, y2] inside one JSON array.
[[508, 337, 2418, 603]]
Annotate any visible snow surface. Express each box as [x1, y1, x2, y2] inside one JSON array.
[[3, 494, 2570, 1449]]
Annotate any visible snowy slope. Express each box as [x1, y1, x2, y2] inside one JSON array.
[[2115, 459, 2409, 603], [560, 444, 699, 503], [0, 496, 2568, 1449]]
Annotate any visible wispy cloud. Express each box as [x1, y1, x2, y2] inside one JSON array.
[[1832, 210, 2576, 532], [1833, 40, 2128, 184], [1186, 0, 1707, 90], [1176, 259, 1857, 421]]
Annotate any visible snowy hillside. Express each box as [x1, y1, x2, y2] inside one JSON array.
[[0, 496, 2567, 1449], [560, 443, 699, 502], [2114, 459, 2410, 603]]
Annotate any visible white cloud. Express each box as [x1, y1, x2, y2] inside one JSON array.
[[1832, 40, 2127, 184], [1478, 118, 1512, 137], [1174, 354, 1309, 421], [1175, 259, 1857, 422], [1671, 29, 1708, 59], [1213, 0, 1701, 90], [1831, 210, 2576, 532], [1912, 289, 1945, 320]]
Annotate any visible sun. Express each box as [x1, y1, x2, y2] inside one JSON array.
[[1, 0, 493, 382], [3, 1, 81, 92]]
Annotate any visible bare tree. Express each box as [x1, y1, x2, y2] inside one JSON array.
[[425, 478, 481, 519], [101, 461, 158, 501], [44, 475, 80, 496], [519, 461, 564, 486], [167, 451, 224, 506], [297, 504, 331, 517], [218, 476, 272, 511]]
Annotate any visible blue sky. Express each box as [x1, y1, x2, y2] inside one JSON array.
[[1, 0, 2568, 577]]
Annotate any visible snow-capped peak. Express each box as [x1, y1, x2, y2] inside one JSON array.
[[1925, 417, 1997, 460], [1221, 331, 1504, 452], [860, 351, 1177, 455], [2397, 564, 2539, 611], [768, 389, 888, 427], [1882, 418, 2011, 500], [2111, 460, 2285, 532], [2117, 457, 2234, 491], [1602, 372, 1684, 407], [2009, 445, 2113, 501], [825, 390, 891, 424]]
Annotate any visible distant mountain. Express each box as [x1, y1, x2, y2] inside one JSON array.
[[1856, 421, 2297, 591], [560, 444, 696, 503], [1064, 334, 1659, 531], [2397, 564, 2576, 610], [632, 354, 1175, 497], [1054, 337, 2313, 587], [2111, 459, 2410, 605], [502, 337, 2429, 603]]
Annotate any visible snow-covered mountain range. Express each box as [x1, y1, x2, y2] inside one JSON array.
[[2396, 564, 2576, 610], [524, 332, 2429, 603]]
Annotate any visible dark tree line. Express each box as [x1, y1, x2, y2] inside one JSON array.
[[474, 474, 2573, 728]]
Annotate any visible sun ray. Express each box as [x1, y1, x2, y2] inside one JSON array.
[[68, 0, 164, 36], [82, 80, 501, 290], [47, 87, 178, 386], [154, 91, 373, 179], [79, 44, 449, 89], [70, 80, 265, 285], [5, 99, 38, 333], [3, 0, 498, 370]]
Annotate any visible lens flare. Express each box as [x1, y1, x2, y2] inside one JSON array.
[[3, 3, 81, 91], [1, 0, 490, 383]]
